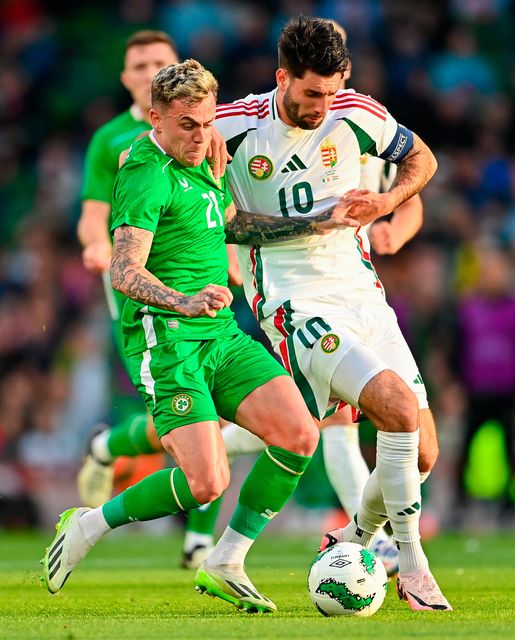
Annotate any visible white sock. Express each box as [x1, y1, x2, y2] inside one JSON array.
[[79, 507, 112, 545], [376, 431, 421, 542], [347, 468, 431, 548], [339, 468, 387, 547], [222, 423, 265, 457], [322, 425, 370, 517], [397, 540, 429, 574], [183, 531, 214, 554], [91, 431, 114, 464], [376, 430, 428, 573], [205, 526, 253, 568]]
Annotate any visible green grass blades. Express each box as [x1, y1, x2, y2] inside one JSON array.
[[1, 531, 514, 639]]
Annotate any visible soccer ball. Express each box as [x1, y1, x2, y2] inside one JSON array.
[[308, 542, 388, 617]]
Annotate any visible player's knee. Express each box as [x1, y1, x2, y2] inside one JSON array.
[[390, 391, 419, 433], [188, 469, 229, 505], [285, 419, 319, 456], [189, 480, 225, 505], [360, 370, 418, 432], [371, 385, 418, 433]]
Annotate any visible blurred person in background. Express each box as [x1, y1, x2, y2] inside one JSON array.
[[453, 244, 515, 523]]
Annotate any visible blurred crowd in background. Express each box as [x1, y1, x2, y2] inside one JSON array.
[[0, 0, 514, 533]]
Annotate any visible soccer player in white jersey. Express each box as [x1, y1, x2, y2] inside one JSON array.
[[213, 17, 451, 611]]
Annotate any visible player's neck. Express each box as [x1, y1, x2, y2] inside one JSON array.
[[275, 91, 298, 129]]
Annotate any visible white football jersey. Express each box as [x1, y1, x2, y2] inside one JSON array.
[[216, 88, 412, 321]]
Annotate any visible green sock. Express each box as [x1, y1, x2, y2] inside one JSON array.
[[186, 496, 223, 535], [107, 413, 157, 457], [229, 446, 311, 540], [102, 467, 201, 528]]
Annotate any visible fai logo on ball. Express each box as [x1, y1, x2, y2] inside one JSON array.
[[321, 333, 340, 354], [248, 155, 273, 180], [171, 393, 193, 415]]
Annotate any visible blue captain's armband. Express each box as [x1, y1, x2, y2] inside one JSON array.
[[379, 125, 414, 163]]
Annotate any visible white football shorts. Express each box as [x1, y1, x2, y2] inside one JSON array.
[[261, 294, 428, 420]]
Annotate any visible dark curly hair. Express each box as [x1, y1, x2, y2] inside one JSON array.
[[278, 17, 350, 79]]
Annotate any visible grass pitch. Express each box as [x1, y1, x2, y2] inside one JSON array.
[[1, 530, 514, 639]]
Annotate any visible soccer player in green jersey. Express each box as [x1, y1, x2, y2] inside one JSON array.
[[42, 59, 356, 613], [77, 30, 180, 506], [76, 33, 234, 563]]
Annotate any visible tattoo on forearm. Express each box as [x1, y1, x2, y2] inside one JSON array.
[[111, 226, 188, 311], [389, 136, 436, 205], [225, 207, 335, 244]]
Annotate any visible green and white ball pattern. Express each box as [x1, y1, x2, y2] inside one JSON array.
[[308, 542, 388, 617]]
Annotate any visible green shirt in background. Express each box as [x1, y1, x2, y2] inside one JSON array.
[[111, 134, 238, 355], [81, 108, 151, 203]]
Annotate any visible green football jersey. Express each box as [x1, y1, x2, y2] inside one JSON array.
[[111, 134, 238, 355], [81, 108, 151, 203]]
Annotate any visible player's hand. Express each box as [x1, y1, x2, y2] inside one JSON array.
[[369, 221, 402, 255], [337, 189, 396, 227], [178, 284, 233, 318], [206, 127, 232, 180], [325, 198, 361, 229], [82, 241, 112, 274]]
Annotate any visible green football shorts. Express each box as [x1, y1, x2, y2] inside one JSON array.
[[126, 331, 288, 438]]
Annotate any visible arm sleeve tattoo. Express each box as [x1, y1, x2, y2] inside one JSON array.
[[387, 133, 437, 206], [225, 206, 335, 245], [111, 225, 188, 311]]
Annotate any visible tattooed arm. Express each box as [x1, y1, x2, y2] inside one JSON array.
[[334, 133, 437, 227], [111, 225, 233, 318], [385, 133, 437, 206], [224, 200, 359, 245]]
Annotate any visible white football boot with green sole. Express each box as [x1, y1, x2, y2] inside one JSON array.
[[195, 561, 277, 613], [41, 507, 93, 593]]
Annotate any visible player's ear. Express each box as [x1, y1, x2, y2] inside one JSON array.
[[149, 108, 161, 132], [120, 69, 130, 92], [276, 68, 289, 91], [343, 62, 352, 83]]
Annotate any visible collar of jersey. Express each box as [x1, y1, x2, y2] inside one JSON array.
[[149, 129, 168, 155]]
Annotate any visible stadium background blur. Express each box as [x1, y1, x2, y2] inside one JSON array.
[[0, 0, 513, 535]]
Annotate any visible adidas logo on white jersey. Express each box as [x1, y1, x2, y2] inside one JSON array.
[[281, 154, 307, 173]]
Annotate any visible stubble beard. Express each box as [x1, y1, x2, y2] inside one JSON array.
[[283, 88, 321, 131]]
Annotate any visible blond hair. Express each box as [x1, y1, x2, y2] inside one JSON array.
[[152, 59, 218, 108]]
